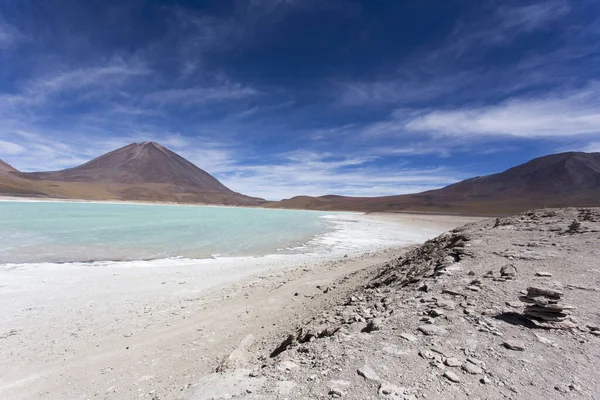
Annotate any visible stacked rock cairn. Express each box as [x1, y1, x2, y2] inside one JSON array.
[[519, 286, 574, 325]]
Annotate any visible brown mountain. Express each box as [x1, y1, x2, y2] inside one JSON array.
[[0, 159, 18, 173], [265, 152, 600, 215], [0, 142, 264, 205]]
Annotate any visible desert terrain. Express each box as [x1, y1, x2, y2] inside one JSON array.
[[178, 207, 600, 400]]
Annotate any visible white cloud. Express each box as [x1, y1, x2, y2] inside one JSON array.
[[143, 83, 260, 106], [496, 1, 570, 33], [0, 60, 150, 109], [580, 142, 600, 153], [0, 23, 22, 49], [0, 140, 26, 156], [216, 151, 463, 200], [406, 82, 600, 137]]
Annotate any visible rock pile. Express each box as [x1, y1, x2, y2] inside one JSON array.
[[519, 286, 574, 327]]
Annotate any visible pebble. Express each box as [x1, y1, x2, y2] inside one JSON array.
[[443, 371, 461, 383], [419, 350, 435, 359], [535, 272, 553, 277], [462, 361, 484, 375], [429, 308, 445, 317], [480, 376, 491, 385], [399, 332, 418, 342], [357, 364, 381, 382], [502, 341, 525, 351], [444, 357, 461, 367], [418, 325, 449, 336], [466, 286, 481, 292]]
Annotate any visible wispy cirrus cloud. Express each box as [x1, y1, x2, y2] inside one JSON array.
[[405, 82, 600, 137], [0, 22, 23, 49], [143, 83, 260, 107], [0, 59, 150, 109], [218, 150, 464, 200]]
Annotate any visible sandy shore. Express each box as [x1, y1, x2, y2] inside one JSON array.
[[0, 213, 480, 400]]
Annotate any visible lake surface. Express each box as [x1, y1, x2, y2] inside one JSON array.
[[0, 201, 335, 264]]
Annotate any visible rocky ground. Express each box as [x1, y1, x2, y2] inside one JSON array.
[[179, 208, 600, 400]]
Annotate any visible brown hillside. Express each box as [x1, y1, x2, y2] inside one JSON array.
[[0, 159, 18, 173], [1, 142, 263, 205], [265, 152, 600, 215]]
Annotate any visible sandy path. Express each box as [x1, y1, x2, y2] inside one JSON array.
[[0, 213, 479, 400]]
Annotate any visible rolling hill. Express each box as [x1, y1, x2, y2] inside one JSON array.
[[264, 152, 600, 215], [0, 142, 264, 205]]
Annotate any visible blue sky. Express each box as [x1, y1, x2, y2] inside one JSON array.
[[0, 0, 599, 200]]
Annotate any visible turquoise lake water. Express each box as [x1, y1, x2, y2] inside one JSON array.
[[0, 201, 334, 264]]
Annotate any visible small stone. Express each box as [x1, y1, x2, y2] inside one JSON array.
[[502, 341, 525, 351], [418, 325, 449, 336], [444, 357, 461, 367], [443, 371, 460, 383], [500, 264, 517, 278], [534, 333, 554, 345], [399, 332, 418, 342], [505, 301, 521, 308], [357, 365, 380, 382], [535, 272, 553, 277], [378, 382, 406, 396], [466, 285, 481, 292], [363, 318, 383, 333], [462, 361, 484, 375], [429, 308, 445, 317], [463, 307, 475, 315], [480, 376, 491, 385], [276, 360, 299, 371], [466, 358, 485, 367], [436, 300, 456, 310], [419, 350, 435, 359], [527, 286, 563, 299], [329, 388, 345, 397], [569, 383, 581, 392], [591, 331, 600, 337]]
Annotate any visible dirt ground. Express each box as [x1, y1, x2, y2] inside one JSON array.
[[179, 208, 600, 400]]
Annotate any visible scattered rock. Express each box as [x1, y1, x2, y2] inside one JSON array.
[[378, 382, 406, 396], [357, 364, 381, 382], [502, 341, 525, 351], [429, 308, 445, 317], [418, 325, 448, 336], [362, 318, 383, 333], [500, 264, 517, 279], [399, 332, 418, 342], [535, 272, 553, 277], [444, 357, 461, 367], [443, 371, 461, 383], [462, 361, 484, 375]]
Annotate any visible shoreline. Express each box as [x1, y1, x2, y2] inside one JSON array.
[[0, 195, 492, 217], [0, 210, 481, 400]]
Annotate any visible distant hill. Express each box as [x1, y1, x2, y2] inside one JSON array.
[[264, 152, 600, 215], [0, 142, 264, 205]]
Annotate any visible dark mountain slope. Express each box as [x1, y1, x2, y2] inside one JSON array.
[[1, 142, 263, 205], [265, 152, 600, 215], [0, 159, 18, 173]]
